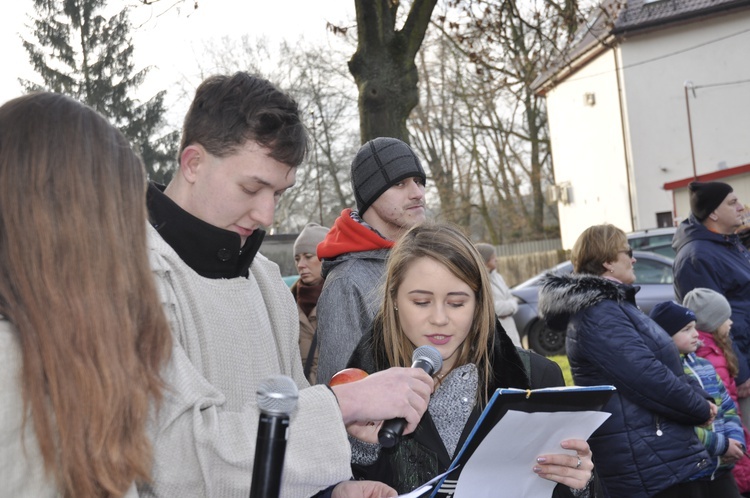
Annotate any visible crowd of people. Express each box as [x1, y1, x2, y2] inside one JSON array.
[[2, 69, 748, 498], [0, 73, 590, 498], [537, 180, 750, 497]]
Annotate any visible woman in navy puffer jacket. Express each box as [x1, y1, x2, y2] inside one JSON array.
[[539, 224, 713, 498]]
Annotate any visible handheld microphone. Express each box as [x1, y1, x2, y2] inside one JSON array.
[[249, 375, 298, 498], [378, 345, 443, 448]]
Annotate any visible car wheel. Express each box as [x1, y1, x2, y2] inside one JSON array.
[[527, 319, 566, 357]]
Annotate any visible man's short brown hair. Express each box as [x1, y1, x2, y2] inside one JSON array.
[[180, 72, 308, 167]]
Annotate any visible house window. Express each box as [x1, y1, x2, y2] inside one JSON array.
[[656, 211, 673, 228]]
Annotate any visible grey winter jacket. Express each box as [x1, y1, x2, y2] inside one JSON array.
[[539, 273, 711, 498], [315, 249, 389, 384]]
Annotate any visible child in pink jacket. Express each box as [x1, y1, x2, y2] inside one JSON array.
[[685, 287, 750, 496]]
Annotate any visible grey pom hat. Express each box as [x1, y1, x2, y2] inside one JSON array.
[[683, 287, 732, 332], [293, 223, 329, 256], [351, 137, 426, 216]]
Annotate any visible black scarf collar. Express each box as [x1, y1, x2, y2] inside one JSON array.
[[146, 182, 264, 279]]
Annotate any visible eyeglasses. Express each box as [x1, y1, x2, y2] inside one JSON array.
[[619, 248, 633, 258]]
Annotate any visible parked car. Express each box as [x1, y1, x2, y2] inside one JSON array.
[[627, 227, 677, 259], [283, 275, 300, 288], [511, 250, 676, 356]]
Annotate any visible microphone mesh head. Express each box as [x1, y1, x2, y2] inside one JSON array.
[[412, 345, 443, 374], [256, 375, 299, 416]]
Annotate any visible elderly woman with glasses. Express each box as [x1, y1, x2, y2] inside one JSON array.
[[538, 224, 717, 498]]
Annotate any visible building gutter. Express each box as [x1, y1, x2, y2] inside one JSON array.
[[534, 34, 617, 96], [613, 46, 636, 231]]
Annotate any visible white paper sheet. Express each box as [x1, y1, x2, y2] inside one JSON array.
[[452, 410, 610, 498]]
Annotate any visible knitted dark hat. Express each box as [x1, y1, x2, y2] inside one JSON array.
[[689, 181, 733, 221], [683, 287, 732, 332], [649, 301, 696, 336], [351, 137, 426, 215], [293, 223, 329, 255]]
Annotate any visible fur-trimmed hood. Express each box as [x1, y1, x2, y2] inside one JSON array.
[[538, 272, 638, 331]]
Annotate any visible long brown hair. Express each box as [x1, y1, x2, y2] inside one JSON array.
[[373, 223, 496, 404], [0, 93, 172, 496], [714, 332, 740, 378]]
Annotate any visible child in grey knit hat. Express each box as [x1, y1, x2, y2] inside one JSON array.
[[684, 287, 733, 335], [682, 288, 737, 389], [683, 287, 750, 494], [683, 288, 735, 379]]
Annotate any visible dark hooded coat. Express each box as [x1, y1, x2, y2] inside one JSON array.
[[538, 273, 711, 497], [673, 214, 750, 384]]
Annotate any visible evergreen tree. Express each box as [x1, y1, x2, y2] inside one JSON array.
[[22, 0, 178, 183]]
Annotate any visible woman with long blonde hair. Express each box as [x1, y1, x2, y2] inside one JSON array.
[[0, 93, 172, 497], [346, 223, 595, 496]]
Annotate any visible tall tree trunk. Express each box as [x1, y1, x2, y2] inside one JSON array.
[[349, 0, 438, 143]]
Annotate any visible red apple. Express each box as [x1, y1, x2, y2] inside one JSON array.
[[329, 368, 369, 386]]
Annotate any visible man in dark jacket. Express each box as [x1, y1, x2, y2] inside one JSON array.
[[672, 181, 750, 417], [315, 138, 427, 384]]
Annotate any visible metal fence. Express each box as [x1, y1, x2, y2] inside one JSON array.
[[263, 233, 567, 287]]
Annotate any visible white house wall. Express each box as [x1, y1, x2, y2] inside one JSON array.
[[619, 10, 750, 228], [546, 50, 634, 249]]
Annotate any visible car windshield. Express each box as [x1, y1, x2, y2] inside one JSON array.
[[628, 230, 676, 259], [512, 251, 673, 290], [633, 257, 673, 284]]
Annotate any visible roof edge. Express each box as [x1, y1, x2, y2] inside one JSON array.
[[532, 39, 613, 95], [663, 163, 750, 190], [611, 0, 750, 36]]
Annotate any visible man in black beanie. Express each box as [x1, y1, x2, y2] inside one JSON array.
[[315, 137, 427, 384], [672, 180, 750, 425]]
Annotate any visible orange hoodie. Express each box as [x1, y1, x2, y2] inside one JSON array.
[[317, 209, 394, 260]]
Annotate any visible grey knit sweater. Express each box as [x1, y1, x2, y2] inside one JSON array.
[[140, 227, 352, 498]]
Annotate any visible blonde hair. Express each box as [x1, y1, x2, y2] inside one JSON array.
[[572, 224, 628, 275], [372, 223, 496, 403], [714, 333, 740, 378], [0, 93, 172, 497]]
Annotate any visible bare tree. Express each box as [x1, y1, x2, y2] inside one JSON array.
[[445, 0, 581, 237], [409, 31, 473, 227], [348, 0, 439, 143]]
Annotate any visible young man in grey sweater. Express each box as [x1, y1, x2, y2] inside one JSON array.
[[142, 73, 433, 498]]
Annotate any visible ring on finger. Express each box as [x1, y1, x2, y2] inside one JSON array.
[[575, 456, 582, 469]]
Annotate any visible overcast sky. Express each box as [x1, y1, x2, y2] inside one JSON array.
[[0, 0, 356, 110]]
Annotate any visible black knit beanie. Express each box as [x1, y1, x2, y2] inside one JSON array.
[[689, 181, 733, 221], [351, 137, 426, 216]]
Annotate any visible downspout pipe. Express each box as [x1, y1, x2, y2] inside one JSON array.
[[614, 46, 636, 231]]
